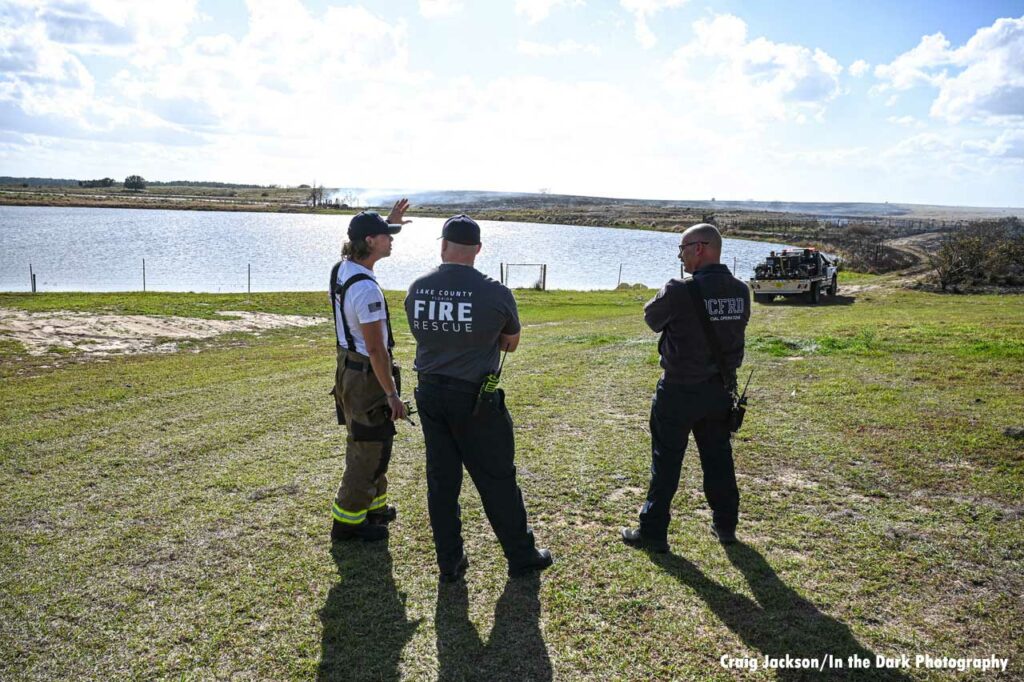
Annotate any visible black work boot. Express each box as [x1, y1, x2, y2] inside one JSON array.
[[331, 519, 388, 542], [620, 527, 669, 553], [439, 553, 469, 584], [508, 548, 554, 578], [367, 504, 397, 525], [710, 523, 737, 545]]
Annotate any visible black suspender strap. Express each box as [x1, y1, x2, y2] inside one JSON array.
[[329, 260, 344, 345], [329, 262, 394, 353], [685, 278, 736, 392]]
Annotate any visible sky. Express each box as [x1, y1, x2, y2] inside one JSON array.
[[1, 0, 1023, 207]]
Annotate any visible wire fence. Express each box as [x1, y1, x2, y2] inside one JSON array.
[[16, 258, 752, 294], [20, 260, 259, 294]]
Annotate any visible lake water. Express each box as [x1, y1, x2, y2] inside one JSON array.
[[0, 206, 794, 292]]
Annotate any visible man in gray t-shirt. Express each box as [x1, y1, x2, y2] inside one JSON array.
[[405, 215, 552, 583], [407, 259, 520, 382]]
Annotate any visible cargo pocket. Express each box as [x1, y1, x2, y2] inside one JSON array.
[[350, 404, 397, 442], [351, 419, 397, 441]]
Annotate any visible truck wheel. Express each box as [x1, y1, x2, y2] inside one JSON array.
[[806, 281, 820, 304], [754, 294, 772, 304], [827, 276, 837, 296]]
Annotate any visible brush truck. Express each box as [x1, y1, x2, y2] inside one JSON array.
[[748, 248, 838, 304]]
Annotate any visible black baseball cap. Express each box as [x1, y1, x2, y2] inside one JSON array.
[[348, 211, 402, 240], [441, 214, 480, 245]]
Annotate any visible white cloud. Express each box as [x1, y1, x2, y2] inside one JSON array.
[[932, 16, 1024, 123], [849, 59, 869, 77], [114, 1, 414, 138], [620, 0, 688, 48], [0, 19, 93, 89], [419, 0, 463, 19], [515, 0, 583, 25], [882, 129, 1024, 168], [962, 128, 1024, 158], [23, 0, 200, 67], [517, 39, 600, 57], [873, 32, 951, 90], [875, 16, 1024, 124], [0, 0, 414, 150], [887, 115, 922, 127], [663, 14, 843, 124]]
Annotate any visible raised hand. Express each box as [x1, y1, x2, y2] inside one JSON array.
[[387, 198, 412, 225]]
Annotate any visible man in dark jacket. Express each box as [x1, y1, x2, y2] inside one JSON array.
[[622, 223, 751, 552]]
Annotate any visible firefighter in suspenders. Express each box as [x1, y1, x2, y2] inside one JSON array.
[[328, 201, 410, 542]]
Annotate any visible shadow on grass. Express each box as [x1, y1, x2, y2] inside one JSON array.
[[318, 541, 421, 682], [649, 543, 910, 681], [758, 294, 857, 307], [435, 574, 551, 682]]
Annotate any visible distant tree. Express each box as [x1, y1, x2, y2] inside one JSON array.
[[307, 183, 325, 207], [79, 177, 115, 188], [124, 175, 147, 191]]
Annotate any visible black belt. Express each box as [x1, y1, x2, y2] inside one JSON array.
[[662, 373, 724, 386], [417, 373, 480, 395]]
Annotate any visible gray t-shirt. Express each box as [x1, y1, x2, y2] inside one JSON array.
[[405, 264, 521, 383]]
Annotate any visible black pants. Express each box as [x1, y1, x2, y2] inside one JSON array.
[[415, 379, 537, 572], [639, 377, 739, 542]]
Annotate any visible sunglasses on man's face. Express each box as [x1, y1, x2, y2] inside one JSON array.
[[679, 240, 709, 251]]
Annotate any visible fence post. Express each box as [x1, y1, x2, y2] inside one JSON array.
[[248, 263, 251, 294], [31, 273, 37, 293], [542, 264, 547, 290], [142, 258, 146, 292], [500, 262, 505, 285], [29, 264, 34, 293], [617, 263, 623, 287]]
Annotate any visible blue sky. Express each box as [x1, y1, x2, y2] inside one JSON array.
[[1, 0, 1022, 206]]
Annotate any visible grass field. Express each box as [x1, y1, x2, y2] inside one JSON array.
[[1, 282, 1022, 680]]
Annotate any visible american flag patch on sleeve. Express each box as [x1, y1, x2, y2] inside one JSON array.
[[368, 301, 382, 313]]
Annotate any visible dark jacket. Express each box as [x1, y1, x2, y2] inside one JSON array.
[[644, 263, 751, 385]]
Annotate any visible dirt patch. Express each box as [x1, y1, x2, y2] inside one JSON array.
[[608, 486, 645, 503], [0, 308, 325, 356], [834, 283, 883, 295]]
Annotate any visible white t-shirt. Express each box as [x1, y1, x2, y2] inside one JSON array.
[[333, 260, 388, 355]]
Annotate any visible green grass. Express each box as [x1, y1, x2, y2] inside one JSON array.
[[0, 291, 329, 319], [836, 270, 886, 285], [1, 287, 1022, 680]]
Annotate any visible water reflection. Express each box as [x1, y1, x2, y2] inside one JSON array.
[[0, 206, 795, 292]]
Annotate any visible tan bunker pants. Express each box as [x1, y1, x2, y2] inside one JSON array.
[[331, 347, 396, 526]]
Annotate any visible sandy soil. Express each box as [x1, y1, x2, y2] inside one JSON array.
[[0, 308, 325, 356]]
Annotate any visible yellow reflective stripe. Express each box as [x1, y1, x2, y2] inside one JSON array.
[[368, 494, 388, 511], [332, 503, 367, 524]]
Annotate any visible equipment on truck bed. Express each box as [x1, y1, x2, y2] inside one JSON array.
[[748, 248, 838, 304]]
